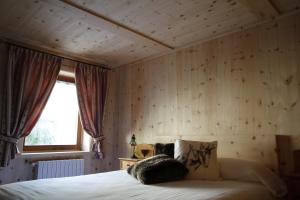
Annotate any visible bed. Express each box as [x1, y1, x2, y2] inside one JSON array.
[[0, 170, 276, 200]]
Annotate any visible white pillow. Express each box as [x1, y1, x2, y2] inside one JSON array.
[[219, 157, 258, 182], [174, 139, 220, 180], [219, 158, 287, 198]]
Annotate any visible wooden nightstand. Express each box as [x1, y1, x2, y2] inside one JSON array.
[[285, 173, 300, 200], [119, 158, 141, 170]]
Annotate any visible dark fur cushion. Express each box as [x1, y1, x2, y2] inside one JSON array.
[[127, 154, 188, 184], [154, 143, 174, 158]]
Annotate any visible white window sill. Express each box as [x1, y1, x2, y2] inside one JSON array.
[[19, 151, 90, 157]]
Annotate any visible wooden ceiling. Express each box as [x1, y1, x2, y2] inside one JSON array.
[[0, 0, 299, 68]]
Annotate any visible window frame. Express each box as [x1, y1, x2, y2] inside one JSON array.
[[23, 75, 83, 152]]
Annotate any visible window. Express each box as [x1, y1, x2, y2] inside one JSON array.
[[23, 76, 82, 152]]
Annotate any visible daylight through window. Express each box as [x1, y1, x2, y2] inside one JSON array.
[[24, 79, 81, 151]]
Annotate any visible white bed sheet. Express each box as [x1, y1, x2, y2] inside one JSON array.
[[0, 170, 275, 200]]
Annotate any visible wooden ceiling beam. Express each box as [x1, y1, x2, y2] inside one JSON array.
[[59, 0, 174, 50], [238, 0, 280, 19]]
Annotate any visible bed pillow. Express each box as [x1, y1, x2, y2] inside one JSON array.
[[174, 139, 220, 180], [154, 143, 174, 158], [219, 157, 258, 182], [219, 158, 287, 198], [127, 154, 188, 184]]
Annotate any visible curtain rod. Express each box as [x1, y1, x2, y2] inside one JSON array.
[[1, 38, 112, 70]]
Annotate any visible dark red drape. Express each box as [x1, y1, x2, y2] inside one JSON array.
[[75, 63, 108, 159], [0, 45, 61, 167]]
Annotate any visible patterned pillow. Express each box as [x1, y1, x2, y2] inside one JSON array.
[[174, 139, 220, 180]]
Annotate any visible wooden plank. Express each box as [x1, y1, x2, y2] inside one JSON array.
[[59, 0, 174, 50], [271, 0, 300, 13], [238, 0, 280, 19], [0, 0, 168, 67], [74, 0, 258, 48], [1, 0, 296, 68]]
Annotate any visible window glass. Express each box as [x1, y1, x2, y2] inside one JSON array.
[[24, 81, 79, 146]]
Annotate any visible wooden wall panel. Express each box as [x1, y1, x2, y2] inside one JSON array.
[[114, 12, 300, 171]]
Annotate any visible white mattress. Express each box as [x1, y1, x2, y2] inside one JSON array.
[[0, 170, 275, 200]]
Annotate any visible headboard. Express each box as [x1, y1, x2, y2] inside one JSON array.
[[275, 135, 296, 175]]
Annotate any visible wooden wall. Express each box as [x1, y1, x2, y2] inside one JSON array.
[[114, 12, 300, 170]]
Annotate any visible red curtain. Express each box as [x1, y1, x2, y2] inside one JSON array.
[[0, 45, 61, 167], [75, 63, 108, 159]]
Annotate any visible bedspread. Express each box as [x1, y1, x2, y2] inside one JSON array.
[[0, 170, 275, 200]]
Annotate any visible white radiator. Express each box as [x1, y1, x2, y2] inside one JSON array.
[[35, 159, 84, 179]]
